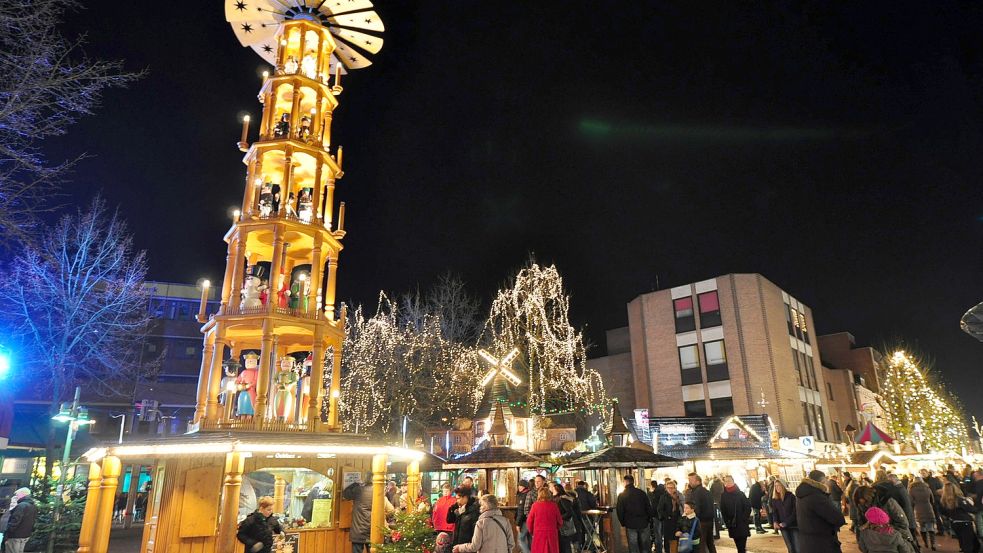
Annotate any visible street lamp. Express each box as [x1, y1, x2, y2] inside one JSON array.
[[50, 386, 95, 553], [110, 413, 126, 444]]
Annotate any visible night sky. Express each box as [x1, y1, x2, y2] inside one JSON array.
[[48, 3, 983, 413]]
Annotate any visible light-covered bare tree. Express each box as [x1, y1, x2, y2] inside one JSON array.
[[339, 292, 482, 436], [0, 0, 140, 246], [483, 261, 607, 417], [0, 198, 153, 473]]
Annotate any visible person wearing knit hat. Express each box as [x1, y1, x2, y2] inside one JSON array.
[[857, 506, 915, 553], [4, 487, 38, 553]]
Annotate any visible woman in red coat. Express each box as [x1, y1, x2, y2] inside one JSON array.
[[526, 487, 562, 553]]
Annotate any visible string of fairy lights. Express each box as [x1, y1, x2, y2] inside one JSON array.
[[879, 350, 969, 453], [338, 264, 608, 435]]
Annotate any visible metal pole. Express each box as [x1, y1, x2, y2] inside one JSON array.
[[50, 386, 81, 553]]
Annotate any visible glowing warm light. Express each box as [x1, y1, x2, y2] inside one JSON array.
[[233, 209, 241, 219], [202, 279, 211, 288], [262, 70, 269, 79], [243, 114, 250, 123], [100, 442, 425, 461]]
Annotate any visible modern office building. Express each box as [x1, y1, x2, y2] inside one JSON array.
[[589, 273, 832, 440]]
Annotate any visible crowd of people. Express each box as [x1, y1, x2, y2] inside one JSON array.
[[625, 465, 983, 553], [233, 464, 983, 553]]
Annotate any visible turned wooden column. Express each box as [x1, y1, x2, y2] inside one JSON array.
[[370, 454, 388, 553], [217, 451, 246, 553], [76, 462, 102, 553], [91, 456, 121, 553], [194, 333, 216, 423]]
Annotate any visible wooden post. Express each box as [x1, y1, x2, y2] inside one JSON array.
[[194, 334, 216, 423], [327, 344, 343, 429], [91, 456, 121, 553], [370, 454, 388, 553], [76, 462, 102, 553], [217, 451, 246, 553], [306, 329, 325, 429], [324, 255, 339, 319], [406, 461, 420, 510], [206, 333, 227, 423], [256, 320, 274, 424]]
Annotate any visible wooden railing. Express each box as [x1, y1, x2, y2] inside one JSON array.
[[200, 418, 315, 433], [220, 304, 322, 321]]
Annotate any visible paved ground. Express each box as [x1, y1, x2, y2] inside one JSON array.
[[107, 524, 144, 553], [709, 527, 964, 553]]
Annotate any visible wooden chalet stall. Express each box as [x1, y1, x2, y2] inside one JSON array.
[[78, 432, 424, 553]]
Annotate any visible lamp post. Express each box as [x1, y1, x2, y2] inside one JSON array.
[[50, 386, 95, 553], [110, 413, 126, 444]]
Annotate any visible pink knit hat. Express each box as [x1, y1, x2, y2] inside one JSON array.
[[865, 506, 890, 526]]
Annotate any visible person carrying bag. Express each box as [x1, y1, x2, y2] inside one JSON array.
[[676, 501, 701, 553]]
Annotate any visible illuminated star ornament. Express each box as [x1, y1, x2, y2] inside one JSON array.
[[478, 348, 522, 388], [225, 0, 385, 71]]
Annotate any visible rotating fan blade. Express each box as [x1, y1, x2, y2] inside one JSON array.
[[480, 369, 498, 388], [500, 348, 520, 367], [250, 43, 279, 65], [320, 0, 376, 15], [233, 20, 279, 46], [478, 350, 498, 367], [330, 27, 383, 54], [499, 368, 522, 386], [328, 10, 385, 32], [334, 44, 372, 69], [226, 0, 281, 22]]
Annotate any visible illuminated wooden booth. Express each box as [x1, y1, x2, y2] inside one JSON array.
[[78, 434, 424, 553]]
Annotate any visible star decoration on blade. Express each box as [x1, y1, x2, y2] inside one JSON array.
[[226, 0, 385, 70]]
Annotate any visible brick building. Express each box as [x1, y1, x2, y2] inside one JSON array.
[[589, 273, 832, 440]]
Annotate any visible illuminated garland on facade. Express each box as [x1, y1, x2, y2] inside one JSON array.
[[879, 350, 969, 453]]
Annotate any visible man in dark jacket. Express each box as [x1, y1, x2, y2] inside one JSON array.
[[4, 488, 37, 553], [515, 480, 531, 553], [576, 480, 598, 512], [795, 470, 845, 553], [749, 480, 766, 533], [446, 487, 480, 546], [648, 480, 666, 553], [615, 475, 652, 553], [236, 496, 284, 553], [709, 477, 724, 539], [342, 479, 377, 553], [685, 473, 716, 553], [518, 475, 545, 553]]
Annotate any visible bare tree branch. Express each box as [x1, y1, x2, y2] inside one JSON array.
[[0, 0, 142, 247]]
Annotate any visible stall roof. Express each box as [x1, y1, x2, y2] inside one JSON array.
[[83, 430, 426, 463], [442, 445, 551, 469], [645, 415, 813, 462], [562, 446, 680, 469]]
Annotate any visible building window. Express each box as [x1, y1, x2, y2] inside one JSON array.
[[709, 397, 734, 417], [184, 346, 196, 356], [681, 368, 703, 386], [678, 345, 700, 370], [785, 304, 795, 336], [833, 421, 841, 442], [684, 400, 707, 417], [827, 382, 834, 401], [674, 297, 696, 333], [704, 340, 729, 382], [806, 355, 817, 391], [679, 345, 702, 385], [792, 352, 803, 386], [697, 291, 721, 327], [802, 402, 812, 436]]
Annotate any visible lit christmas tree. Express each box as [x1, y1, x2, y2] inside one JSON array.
[[879, 350, 969, 452]]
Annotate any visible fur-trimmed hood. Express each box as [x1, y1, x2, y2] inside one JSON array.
[[795, 478, 828, 499]]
